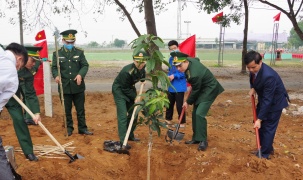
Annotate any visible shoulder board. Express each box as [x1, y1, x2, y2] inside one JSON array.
[[128, 67, 135, 75], [186, 70, 191, 79]]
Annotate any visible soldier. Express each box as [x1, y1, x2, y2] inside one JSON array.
[[171, 52, 224, 151], [52, 29, 93, 136], [21, 47, 43, 125], [112, 50, 148, 149], [5, 45, 41, 161]]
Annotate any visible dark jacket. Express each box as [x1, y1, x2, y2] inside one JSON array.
[[112, 63, 146, 102], [251, 63, 289, 120], [52, 46, 89, 94]]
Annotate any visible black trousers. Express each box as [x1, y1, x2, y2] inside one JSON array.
[[165, 92, 186, 124]]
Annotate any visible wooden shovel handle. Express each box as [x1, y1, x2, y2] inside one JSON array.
[[13, 94, 65, 152], [122, 82, 145, 147]]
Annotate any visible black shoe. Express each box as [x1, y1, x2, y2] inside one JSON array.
[[26, 153, 38, 161], [128, 137, 140, 142], [68, 131, 73, 136], [198, 141, 208, 151], [79, 130, 93, 135], [24, 118, 36, 125], [185, 140, 200, 144]]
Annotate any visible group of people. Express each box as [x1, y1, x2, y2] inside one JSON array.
[[0, 29, 290, 178], [113, 39, 289, 158]]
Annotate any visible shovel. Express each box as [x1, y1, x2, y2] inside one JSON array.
[[13, 94, 84, 163], [117, 82, 145, 155], [251, 95, 262, 158], [165, 87, 192, 144], [165, 107, 185, 143]]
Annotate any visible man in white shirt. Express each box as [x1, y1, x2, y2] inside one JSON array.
[[0, 42, 27, 179]]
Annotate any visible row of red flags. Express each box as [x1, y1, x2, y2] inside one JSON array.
[[212, 11, 281, 23]]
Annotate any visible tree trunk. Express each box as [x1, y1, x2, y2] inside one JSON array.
[[241, 0, 249, 74], [144, 0, 162, 70], [144, 0, 157, 36]]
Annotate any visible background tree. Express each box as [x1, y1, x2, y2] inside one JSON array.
[[288, 20, 303, 48], [87, 41, 100, 48], [113, 38, 126, 48]]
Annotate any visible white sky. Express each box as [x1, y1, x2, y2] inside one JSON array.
[[0, 1, 298, 45]]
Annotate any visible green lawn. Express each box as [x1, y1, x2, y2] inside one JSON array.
[[48, 49, 303, 68]]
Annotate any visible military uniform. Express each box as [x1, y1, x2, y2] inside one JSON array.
[[185, 57, 224, 142], [52, 29, 91, 136], [112, 51, 147, 143], [172, 52, 224, 151], [21, 60, 42, 124], [5, 46, 42, 161]]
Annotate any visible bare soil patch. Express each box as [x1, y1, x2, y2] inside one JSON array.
[[1, 65, 303, 179]]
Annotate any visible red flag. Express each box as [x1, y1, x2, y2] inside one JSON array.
[[35, 30, 46, 41], [179, 35, 196, 87], [179, 35, 196, 57], [273, 12, 281, 22], [33, 40, 48, 95], [212, 12, 223, 23]]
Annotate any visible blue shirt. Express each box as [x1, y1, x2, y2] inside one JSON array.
[[167, 56, 187, 93]]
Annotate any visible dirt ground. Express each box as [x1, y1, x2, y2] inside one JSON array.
[[1, 64, 303, 180]]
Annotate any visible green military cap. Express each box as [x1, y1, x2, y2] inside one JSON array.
[[60, 29, 77, 42], [25, 46, 42, 61], [170, 51, 189, 66], [133, 50, 149, 62]]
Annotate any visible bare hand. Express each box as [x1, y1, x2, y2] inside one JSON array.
[[253, 119, 261, 129], [249, 88, 256, 97], [55, 76, 60, 84], [74, 74, 82, 85], [33, 114, 41, 124], [182, 102, 188, 110], [168, 75, 174, 81]]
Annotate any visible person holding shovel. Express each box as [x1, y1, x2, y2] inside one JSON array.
[[171, 51, 224, 151], [244, 50, 289, 159], [165, 40, 187, 128], [5, 46, 43, 162], [0, 42, 27, 178], [112, 50, 148, 149], [52, 29, 93, 136], [20, 47, 43, 126]]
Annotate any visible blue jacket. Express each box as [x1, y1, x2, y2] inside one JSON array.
[[167, 56, 187, 93], [251, 63, 289, 121]]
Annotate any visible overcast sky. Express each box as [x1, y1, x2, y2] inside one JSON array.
[[0, 1, 298, 45]]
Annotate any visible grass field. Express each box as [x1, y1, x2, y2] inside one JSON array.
[[48, 49, 303, 68]]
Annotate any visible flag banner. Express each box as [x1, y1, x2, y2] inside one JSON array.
[[212, 12, 223, 23], [35, 30, 46, 41], [179, 35, 196, 87], [179, 34, 196, 57], [273, 12, 281, 22], [34, 40, 48, 95]]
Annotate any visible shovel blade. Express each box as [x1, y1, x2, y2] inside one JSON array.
[[166, 129, 185, 143]]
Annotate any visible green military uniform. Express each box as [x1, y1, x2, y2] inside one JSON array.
[[172, 52, 224, 143], [112, 51, 147, 143], [21, 60, 41, 121], [5, 58, 41, 157], [52, 29, 90, 135], [184, 57, 224, 142]]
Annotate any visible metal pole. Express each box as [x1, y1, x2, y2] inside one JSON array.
[[18, 0, 24, 45]]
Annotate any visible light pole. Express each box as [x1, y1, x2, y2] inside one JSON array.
[[184, 20, 191, 37]]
